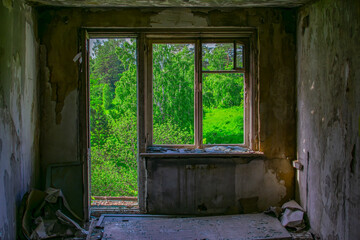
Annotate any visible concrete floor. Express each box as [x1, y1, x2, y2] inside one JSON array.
[[95, 213, 291, 240]]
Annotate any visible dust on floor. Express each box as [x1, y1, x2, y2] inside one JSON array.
[[91, 213, 292, 240]]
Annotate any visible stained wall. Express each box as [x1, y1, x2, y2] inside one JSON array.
[[0, 1, 39, 239], [297, 0, 360, 238], [38, 7, 296, 216]]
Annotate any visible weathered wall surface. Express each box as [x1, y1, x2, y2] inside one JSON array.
[[297, 0, 360, 239], [146, 156, 291, 214], [0, 1, 39, 239], [38, 7, 296, 215]]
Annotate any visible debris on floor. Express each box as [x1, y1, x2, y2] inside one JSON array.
[[95, 213, 292, 240], [91, 196, 138, 208], [147, 145, 254, 154], [265, 200, 315, 240], [290, 230, 315, 240], [20, 188, 88, 239], [280, 200, 306, 231]]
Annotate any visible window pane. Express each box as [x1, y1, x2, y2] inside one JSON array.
[[152, 44, 195, 145], [202, 73, 244, 144], [236, 44, 244, 69], [202, 43, 234, 71]]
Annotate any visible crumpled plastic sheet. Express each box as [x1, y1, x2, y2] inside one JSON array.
[[280, 200, 306, 231], [264, 200, 307, 232], [21, 188, 88, 239]]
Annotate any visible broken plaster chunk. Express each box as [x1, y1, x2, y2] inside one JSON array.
[[73, 52, 82, 62], [282, 200, 304, 212], [280, 208, 304, 228]]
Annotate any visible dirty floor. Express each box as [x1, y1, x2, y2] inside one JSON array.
[[92, 213, 292, 240]]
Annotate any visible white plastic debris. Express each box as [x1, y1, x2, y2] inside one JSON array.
[[280, 200, 306, 230]]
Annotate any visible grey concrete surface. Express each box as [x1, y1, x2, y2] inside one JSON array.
[[100, 213, 291, 240], [0, 1, 39, 239], [296, 0, 360, 238]]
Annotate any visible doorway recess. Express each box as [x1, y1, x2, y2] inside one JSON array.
[[88, 37, 139, 213]]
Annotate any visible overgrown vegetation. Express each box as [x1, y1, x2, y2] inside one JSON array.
[[90, 39, 244, 197]]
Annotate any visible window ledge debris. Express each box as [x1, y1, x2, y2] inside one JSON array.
[[141, 146, 264, 158]]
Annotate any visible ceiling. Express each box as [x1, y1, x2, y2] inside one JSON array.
[[27, 0, 312, 8]]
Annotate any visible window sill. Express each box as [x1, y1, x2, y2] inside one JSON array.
[[140, 146, 264, 159]]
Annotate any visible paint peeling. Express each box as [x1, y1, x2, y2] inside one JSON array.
[[26, 0, 311, 7], [297, 0, 360, 238], [38, 6, 297, 217], [150, 9, 207, 27], [0, 1, 39, 238]]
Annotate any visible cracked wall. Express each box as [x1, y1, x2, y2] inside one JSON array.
[[0, 1, 39, 239], [297, 0, 360, 238], [38, 7, 296, 215]]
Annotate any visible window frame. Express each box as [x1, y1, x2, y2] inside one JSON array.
[[145, 35, 251, 150], [81, 28, 258, 216]]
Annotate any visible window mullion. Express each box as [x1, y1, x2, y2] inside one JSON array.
[[194, 39, 202, 148]]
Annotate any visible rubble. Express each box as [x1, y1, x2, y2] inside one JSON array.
[[147, 145, 254, 154], [265, 200, 314, 239], [20, 188, 88, 239], [280, 200, 306, 231]]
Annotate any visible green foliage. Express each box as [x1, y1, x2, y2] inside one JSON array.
[[203, 106, 244, 144], [89, 39, 245, 197], [152, 44, 194, 144], [202, 73, 244, 109], [153, 121, 193, 145]]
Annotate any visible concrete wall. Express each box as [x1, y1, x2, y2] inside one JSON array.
[[38, 7, 296, 215], [146, 156, 291, 214], [0, 1, 39, 239], [297, 0, 360, 239]]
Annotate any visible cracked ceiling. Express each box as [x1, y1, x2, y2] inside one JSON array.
[[27, 0, 312, 8]]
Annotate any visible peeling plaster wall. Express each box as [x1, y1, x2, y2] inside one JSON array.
[[28, 0, 311, 8], [38, 7, 296, 214], [297, 0, 360, 239], [0, 1, 39, 239]]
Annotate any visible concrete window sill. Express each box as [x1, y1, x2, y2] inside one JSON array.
[[140, 146, 264, 159]]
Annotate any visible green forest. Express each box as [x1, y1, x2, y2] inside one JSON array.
[[90, 38, 244, 197]]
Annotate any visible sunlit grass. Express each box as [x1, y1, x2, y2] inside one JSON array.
[[203, 106, 244, 144]]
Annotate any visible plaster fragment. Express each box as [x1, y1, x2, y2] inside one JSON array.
[[72, 52, 81, 62]]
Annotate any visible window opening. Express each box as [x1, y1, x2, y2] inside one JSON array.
[[152, 43, 195, 145], [202, 73, 244, 144], [149, 39, 247, 148], [89, 37, 139, 210], [201, 41, 245, 145]]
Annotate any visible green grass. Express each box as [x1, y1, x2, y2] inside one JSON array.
[[203, 106, 244, 144]]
